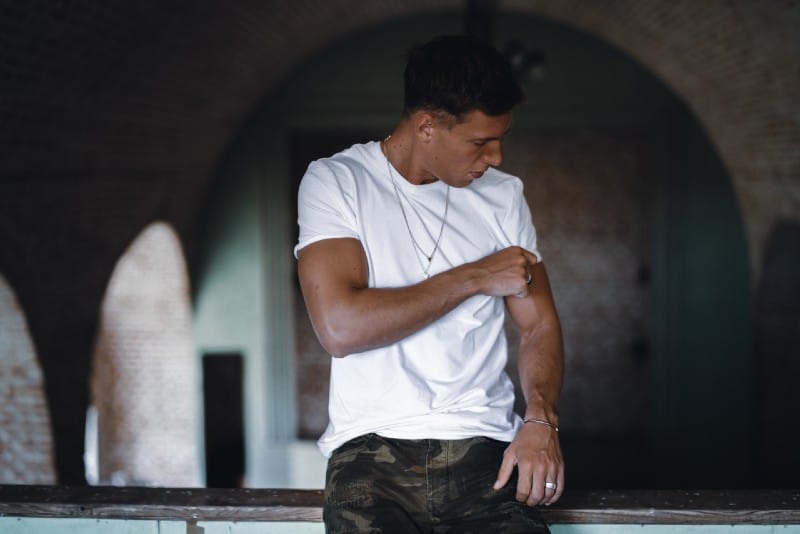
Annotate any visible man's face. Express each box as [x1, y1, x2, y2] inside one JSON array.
[[424, 110, 513, 188]]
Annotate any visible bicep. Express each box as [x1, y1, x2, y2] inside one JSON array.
[[297, 237, 369, 325], [505, 262, 560, 336]]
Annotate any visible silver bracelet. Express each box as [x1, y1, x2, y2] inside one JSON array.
[[523, 418, 559, 432]]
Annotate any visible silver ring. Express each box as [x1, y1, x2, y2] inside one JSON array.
[[544, 482, 557, 490], [526, 272, 532, 285]]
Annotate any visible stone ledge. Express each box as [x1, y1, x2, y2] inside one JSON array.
[[1, 486, 799, 524]]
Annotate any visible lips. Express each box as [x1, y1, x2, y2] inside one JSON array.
[[468, 170, 485, 179]]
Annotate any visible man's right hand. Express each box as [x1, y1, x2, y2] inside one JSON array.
[[467, 246, 539, 299]]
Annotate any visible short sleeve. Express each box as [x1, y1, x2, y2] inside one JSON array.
[[504, 180, 542, 262], [294, 160, 360, 258]]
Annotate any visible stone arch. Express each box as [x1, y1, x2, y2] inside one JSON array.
[[0, 273, 55, 483], [209, 5, 754, 488], [90, 221, 200, 486]]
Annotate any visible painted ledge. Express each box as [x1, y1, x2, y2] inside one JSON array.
[[0, 486, 799, 525]]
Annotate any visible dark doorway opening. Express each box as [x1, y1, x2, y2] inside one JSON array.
[[203, 353, 245, 488]]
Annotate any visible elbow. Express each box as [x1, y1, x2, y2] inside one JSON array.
[[309, 294, 374, 357], [315, 319, 358, 358], [322, 339, 351, 358]]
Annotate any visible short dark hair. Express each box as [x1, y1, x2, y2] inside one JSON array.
[[403, 35, 525, 121]]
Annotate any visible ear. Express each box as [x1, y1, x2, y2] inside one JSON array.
[[412, 111, 436, 142]]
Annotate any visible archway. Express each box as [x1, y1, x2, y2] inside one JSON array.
[[198, 8, 752, 488], [0, 273, 55, 484], [90, 221, 200, 486]]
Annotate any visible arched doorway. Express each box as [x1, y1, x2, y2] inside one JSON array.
[[90, 222, 200, 486], [197, 8, 752, 488], [0, 273, 55, 484]]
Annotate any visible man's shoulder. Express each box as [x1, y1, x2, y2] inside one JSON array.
[[468, 167, 524, 196], [309, 141, 379, 177], [300, 142, 381, 200]]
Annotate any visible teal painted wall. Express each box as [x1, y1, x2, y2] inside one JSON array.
[[193, 127, 272, 486], [650, 107, 753, 486]]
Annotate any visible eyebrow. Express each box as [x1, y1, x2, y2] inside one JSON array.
[[470, 125, 513, 143], [471, 135, 500, 142]]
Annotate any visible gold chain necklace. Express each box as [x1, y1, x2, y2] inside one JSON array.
[[381, 135, 450, 279]]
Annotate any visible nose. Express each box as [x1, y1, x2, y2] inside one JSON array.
[[483, 141, 503, 167]]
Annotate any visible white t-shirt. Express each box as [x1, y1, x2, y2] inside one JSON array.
[[295, 141, 541, 457]]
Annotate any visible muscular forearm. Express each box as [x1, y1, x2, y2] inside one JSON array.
[[504, 262, 564, 423], [310, 264, 482, 357], [518, 320, 564, 423]]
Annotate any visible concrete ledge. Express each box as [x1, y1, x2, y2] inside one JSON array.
[[0, 486, 799, 524]]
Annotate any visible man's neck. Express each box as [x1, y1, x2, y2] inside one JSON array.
[[383, 121, 437, 186]]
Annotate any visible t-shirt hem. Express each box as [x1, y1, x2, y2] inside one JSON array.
[[294, 233, 361, 258], [318, 422, 521, 458]]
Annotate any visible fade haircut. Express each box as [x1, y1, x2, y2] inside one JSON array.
[[403, 35, 525, 123]]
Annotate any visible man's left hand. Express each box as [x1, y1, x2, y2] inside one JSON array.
[[493, 421, 564, 506]]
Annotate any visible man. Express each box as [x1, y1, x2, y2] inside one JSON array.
[[295, 35, 564, 532]]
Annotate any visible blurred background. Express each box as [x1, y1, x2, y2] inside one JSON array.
[[0, 1, 797, 491]]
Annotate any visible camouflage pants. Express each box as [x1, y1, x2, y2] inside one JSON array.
[[324, 433, 550, 533]]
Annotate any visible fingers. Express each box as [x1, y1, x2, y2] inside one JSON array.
[[501, 442, 564, 506], [524, 464, 545, 505], [516, 248, 539, 296], [509, 246, 538, 269], [551, 466, 565, 504], [520, 465, 563, 507], [542, 465, 562, 506], [493, 452, 516, 491], [511, 247, 535, 298], [517, 464, 534, 503], [475, 246, 540, 298], [540, 452, 564, 505], [503, 451, 550, 506], [523, 249, 540, 266], [499, 461, 564, 507]]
